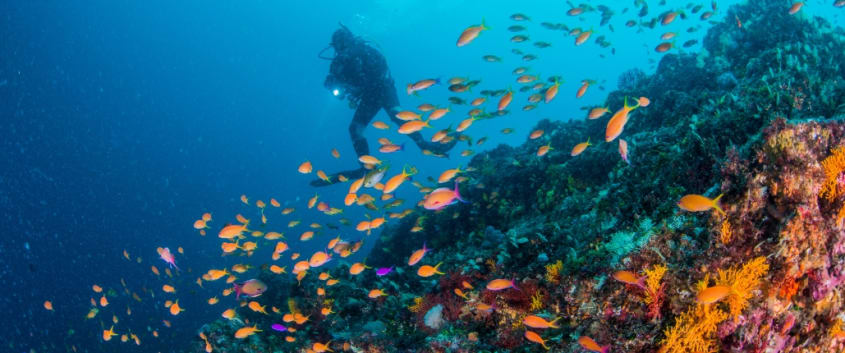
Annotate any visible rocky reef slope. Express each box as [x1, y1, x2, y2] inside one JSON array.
[[192, 1, 845, 352]]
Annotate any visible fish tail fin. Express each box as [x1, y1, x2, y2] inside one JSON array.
[[511, 278, 521, 291], [453, 181, 467, 203], [549, 316, 561, 328], [233, 283, 242, 300], [601, 345, 610, 353], [586, 137, 591, 146], [712, 193, 726, 216], [481, 18, 489, 30]]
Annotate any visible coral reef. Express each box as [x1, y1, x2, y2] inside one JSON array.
[[187, 1, 845, 352]]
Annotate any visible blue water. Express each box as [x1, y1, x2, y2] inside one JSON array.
[[1, 1, 842, 352]]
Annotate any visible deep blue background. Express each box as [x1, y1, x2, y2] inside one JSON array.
[[2, 1, 838, 352]]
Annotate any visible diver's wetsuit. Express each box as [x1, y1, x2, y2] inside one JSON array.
[[316, 27, 455, 186]]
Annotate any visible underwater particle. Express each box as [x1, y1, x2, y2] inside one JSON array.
[[424, 304, 445, 329]]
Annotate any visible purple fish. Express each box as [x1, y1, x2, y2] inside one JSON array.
[[376, 266, 394, 276], [271, 323, 287, 332]]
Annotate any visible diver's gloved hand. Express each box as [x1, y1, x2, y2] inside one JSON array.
[[309, 168, 367, 187]]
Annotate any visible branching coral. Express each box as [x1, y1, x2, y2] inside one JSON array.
[[819, 146, 845, 203], [660, 304, 729, 353], [715, 257, 769, 320], [644, 264, 667, 319], [544, 260, 563, 284], [529, 292, 544, 311], [719, 220, 732, 244], [408, 297, 424, 313]]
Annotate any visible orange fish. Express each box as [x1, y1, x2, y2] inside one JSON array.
[[240, 194, 249, 204], [102, 325, 118, 342], [661, 32, 677, 40], [169, 300, 184, 315], [417, 262, 444, 277], [523, 315, 559, 329], [788, 2, 803, 15], [349, 262, 370, 275], [92, 284, 103, 293], [637, 96, 650, 107], [575, 30, 592, 45], [298, 161, 312, 174], [398, 119, 431, 134], [529, 129, 544, 139], [697, 285, 732, 304], [605, 97, 640, 142], [578, 336, 609, 353], [570, 139, 591, 157], [309, 251, 332, 267], [100, 295, 109, 307], [486, 278, 517, 291], [43, 300, 53, 311], [537, 143, 552, 157], [678, 194, 725, 216], [662, 11, 678, 25], [655, 42, 674, 53], [358, 155, 381, 165], [576, 80, 593, 98], [368, 289, 386, 299], [383, 166, 416, 194], [612, 270, 644, 288], [498, 89, 513, 111], [234, 325, 262, 339], [588, 106, 609, 120], [456, 20, 489, 47], [248, 301, 268, 314], [525, 330, 549, 350], [429, 107, 450, 121], [406, 78, 440, 95], [544, 81, 560, 103], [408, 243, 431, 266], [162, 284, 175, 293], [619, 139, 630, 165]]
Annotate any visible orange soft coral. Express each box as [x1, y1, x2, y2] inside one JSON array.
[[819, 146, 845, 203], [659, 304, 729, 353], [715, 256, 769, 319]]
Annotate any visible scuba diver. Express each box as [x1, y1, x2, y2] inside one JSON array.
[[314, 24, 456, 186]]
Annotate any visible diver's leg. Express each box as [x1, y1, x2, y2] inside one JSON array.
[[309, 100, 379, 187]]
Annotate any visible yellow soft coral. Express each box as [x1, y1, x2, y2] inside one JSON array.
[[715, 257, 769, 319], [530, 292, 545, 311], [720, 220, 732, 244], [544, 260, 563, 284], [819, 146, 845, 202], [660, 305, 729, 353], [408, 297, 424, 313], [644, 264, 667, 305]]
